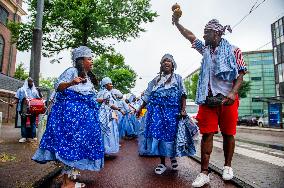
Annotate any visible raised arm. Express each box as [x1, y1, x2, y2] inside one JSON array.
[[172, 15, 197, 44]]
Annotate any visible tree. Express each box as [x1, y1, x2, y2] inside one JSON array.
[[238, 80, 251, 98], [185, 73, 199, 100], [184, 73, 250, 100], [9, 0, 158, 57], [93, 53, 136, 93], [14, 62, 29, 81], [184, 80, 190, 97], [39, 76, 57, 90]]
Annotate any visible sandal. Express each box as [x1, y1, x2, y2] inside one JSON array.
[[75, 182, 86, 188], [170, 157, 178, 170], [154, 164, 167, 175]]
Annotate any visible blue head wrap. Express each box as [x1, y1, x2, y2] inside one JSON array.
[[160, 53, 177, 70], [204, 19, 232, 35], [128, 94, 136, 102]]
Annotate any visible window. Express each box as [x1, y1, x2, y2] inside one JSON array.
[[0, 35, 4, 72], [277, 45, 281, 64], [251, 77, 262, 81], [0, 5, 9, 25], [279, 82, 284, 96], [274, 47, 278, 65], [281, 43, 284, 63], [278, 63, 283, 82], [252, 109, 263, 114], [252, 98, 261, 102]]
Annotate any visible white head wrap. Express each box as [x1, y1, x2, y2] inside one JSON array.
[[22, 77, 38, 97], [71, 46, 93, 64], [100, 77, 112, 87], [111, 89, 123, 98]]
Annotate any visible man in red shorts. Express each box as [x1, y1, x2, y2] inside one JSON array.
[[173, 17, 246, 187]]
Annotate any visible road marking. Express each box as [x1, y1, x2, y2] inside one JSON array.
[[213, 141, 284, 167]]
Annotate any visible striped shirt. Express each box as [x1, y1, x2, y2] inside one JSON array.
[[192, 39, 247, 73]]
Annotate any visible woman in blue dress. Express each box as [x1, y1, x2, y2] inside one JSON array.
[[111, 89, 131, 138], [97, 77, 125, 155], [32, 46, 104, 188], [137, 54, 187, 175]]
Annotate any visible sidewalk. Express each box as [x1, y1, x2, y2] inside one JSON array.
[[236, 125, 284, 148], [0, 124, 60, 188]]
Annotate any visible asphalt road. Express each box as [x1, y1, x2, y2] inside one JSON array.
[[46, 139, 237, 188]]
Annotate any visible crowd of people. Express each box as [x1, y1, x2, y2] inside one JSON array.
[[11, 8, 246, 188]]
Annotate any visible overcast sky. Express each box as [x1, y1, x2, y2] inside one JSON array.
[[17, 0, 284, 95]]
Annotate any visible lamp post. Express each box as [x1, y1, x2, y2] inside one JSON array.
[[29, 0, 44, 87]]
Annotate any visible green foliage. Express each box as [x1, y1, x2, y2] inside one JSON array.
[[11, 0, 158, 57], [239, 80, 251, 98], [184, 80, 190, 97], [185, 73, 199, 100], [39, 77, 57, 89], [14, 62, 29, 80], [93, 53, 137, 93]]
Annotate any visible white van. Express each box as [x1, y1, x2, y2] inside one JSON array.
[[185, 99, 199, 122]]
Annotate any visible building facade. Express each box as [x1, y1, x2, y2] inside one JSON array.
[[0, 0, 26, 77], [238, 50, 275, 117], [0, 0, 26, 123], [271, 16, 284, 96]]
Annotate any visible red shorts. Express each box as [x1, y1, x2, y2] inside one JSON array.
[[196, 96, 239, 135]]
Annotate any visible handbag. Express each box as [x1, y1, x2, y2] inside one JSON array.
[[205, 93, 225, 107]]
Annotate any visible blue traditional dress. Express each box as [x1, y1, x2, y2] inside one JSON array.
[[32, 67, 104, 171], [97, 88, 120, 154], [115, 98, 132, 138], [139, 72, 194, 157]]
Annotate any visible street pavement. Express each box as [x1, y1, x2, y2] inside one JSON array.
[[1, 124, 283, 188], [0, 124, 60, 188], [194, 126, 284, 188], [47, 139, 237, 188]]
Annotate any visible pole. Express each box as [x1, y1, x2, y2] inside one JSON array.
[[29, 0, 44, 87]]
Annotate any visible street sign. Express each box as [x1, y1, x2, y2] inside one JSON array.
[[268, 103, 282, 127]]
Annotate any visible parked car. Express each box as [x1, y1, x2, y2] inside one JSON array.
[[238, 115, 258, 126], [185, 100, 199, 123], [257, 114, 269, 127]]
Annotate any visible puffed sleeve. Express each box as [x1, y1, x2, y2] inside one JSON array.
[[54, 67, 77, 90], [177, 74, 187, 96], [141, 77, 156, 103]]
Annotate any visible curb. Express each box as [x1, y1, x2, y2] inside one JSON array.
[[32, 167, 62, 188], [237, 126, 284, 132], [214, 135, 284, 151], [190, 156, 257, 188]]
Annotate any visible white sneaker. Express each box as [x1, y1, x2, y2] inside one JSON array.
[[19, 138, 27, 143], [30, 137, 38, 142], [192, 173, 210, 187], [222, 166, 234, 180]]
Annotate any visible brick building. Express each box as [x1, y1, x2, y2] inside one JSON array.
[[0, 0, 26, 123], [1, 0, 26, 76]]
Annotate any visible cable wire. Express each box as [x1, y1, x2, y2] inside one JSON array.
[[232, 0, 267, 29]]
